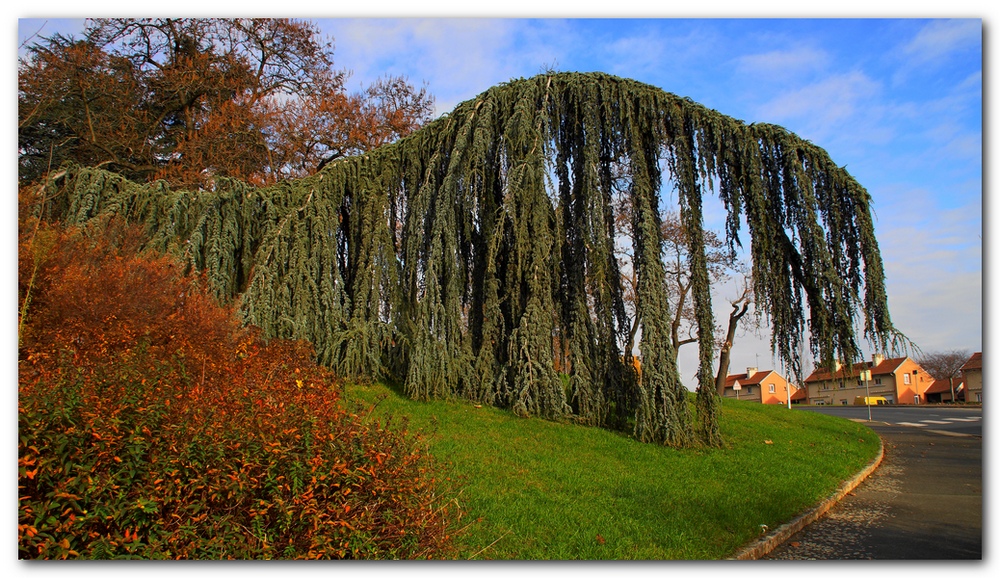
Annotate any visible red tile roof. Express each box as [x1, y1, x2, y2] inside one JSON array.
[[742, 370, 776, 386], [961, 352, 982, 371], [925, 377, 964, 394], [723, 370, 781, 389], [805, 357, 908, 382]]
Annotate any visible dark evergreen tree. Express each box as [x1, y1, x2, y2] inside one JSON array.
[[34, 72, 904, 447]]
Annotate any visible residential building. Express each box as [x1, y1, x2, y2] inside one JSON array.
[[722, 367, 797, 404], [961, 352, 982, 403], [789, 385, 808, 405], [924, 376, 965, 404], [804, 354, 934, 405]]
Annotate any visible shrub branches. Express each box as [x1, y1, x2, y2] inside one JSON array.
[[17, 217, 458, 559]]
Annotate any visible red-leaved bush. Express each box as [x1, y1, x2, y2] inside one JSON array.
[[18, 212, 459, 559]]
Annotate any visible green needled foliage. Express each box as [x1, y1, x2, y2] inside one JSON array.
[[35, 72, 901, 447]]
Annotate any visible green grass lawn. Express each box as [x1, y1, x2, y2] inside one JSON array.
[[345, 382, 880, 560]]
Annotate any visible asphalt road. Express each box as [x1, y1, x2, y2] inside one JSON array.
[[761, 411, 982, 560], [794, 404, 982, 436]]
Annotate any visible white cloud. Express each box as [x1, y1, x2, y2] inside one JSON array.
[[884, 267, 982, 354], [891, 19, 982, 86], [877, 218, 980, 277], [323, 18, 578, 116], [753, 70, 881, 140], [901, 19, 981, 64], [870, 185, 981, 354], [598, 26, 714, 79], [734, 45, 830, 79]]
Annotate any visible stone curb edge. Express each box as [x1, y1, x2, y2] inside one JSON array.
[[727, 433, 885, 560]]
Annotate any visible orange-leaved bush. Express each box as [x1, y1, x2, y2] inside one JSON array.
[[18, 216, 460, 559]]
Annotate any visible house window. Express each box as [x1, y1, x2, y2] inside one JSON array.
[[768, 384, 775, 394], [841, 399, 848, 405], [903, 374, 911, 385], [746, 386, 753, 395], [875, 378, 882, 385]]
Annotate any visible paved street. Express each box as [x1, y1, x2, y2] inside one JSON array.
[[762, 418, 982, 559], [795, 405, 982, 436]]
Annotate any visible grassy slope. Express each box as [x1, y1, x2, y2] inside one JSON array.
[[346, 382, 880, 560]]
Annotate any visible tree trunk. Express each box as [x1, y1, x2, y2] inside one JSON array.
[[715, 298, 749, 396]]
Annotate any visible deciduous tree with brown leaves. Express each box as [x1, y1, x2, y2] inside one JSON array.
[[18, 18, 434, 188], [917, 349, 971, 381]]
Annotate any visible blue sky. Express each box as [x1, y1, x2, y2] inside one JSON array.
[[12, 7, 987, 386]]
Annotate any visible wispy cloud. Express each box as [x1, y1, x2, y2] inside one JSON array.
[[325, 19, 580, 116], [874, 186, 981, 271], [753, 70, 882, 140], [733, 45, 830, 79], [901, 19, 981, 64], [884, 267, 982, 353], [597, 25, 716, 79], [863, 70, 982, 185], [871, 183, 981, 353], [891, 19, 981, 86]]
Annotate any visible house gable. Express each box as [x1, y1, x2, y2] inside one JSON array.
[[960, 352, 983, 403], [723, 369, 792, 404]]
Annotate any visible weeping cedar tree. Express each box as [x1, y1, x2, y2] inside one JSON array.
[[35, 72, 903, 447]]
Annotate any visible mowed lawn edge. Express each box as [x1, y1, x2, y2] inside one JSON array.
[[345, 382, 880, 560]]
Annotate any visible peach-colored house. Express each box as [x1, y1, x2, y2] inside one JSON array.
[[804, 354, 934, 405], [961, 352, 982, 403], [722, 367, 799, 404]]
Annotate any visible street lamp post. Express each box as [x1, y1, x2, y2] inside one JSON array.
[[861, 369, 872, 421]]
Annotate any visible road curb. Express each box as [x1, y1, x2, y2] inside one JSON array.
[[728, 433, 885, 560]]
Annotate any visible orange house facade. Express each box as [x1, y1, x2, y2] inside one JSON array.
[[804, 354, 933, 405], [722, 367, 798, 404]]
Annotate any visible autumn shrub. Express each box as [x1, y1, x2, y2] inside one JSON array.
[[17, 216, 459, 559]]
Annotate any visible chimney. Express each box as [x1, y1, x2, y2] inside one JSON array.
[[872, 353, 884, 366], [746, 367, 757, 377]]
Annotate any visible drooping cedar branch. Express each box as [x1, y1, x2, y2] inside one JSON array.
[[37, 72, 902, 447]]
